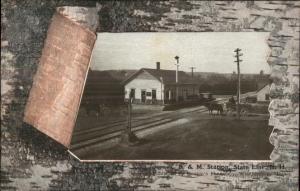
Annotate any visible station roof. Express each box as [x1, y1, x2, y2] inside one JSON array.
[[122, 68, 197, 85]]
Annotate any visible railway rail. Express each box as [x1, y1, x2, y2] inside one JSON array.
[[70, 99, 229, 152]]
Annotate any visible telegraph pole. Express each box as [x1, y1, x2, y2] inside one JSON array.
[[234, 48, 242, 120], [190, 67, 196, 95], [190, 67, 196, 78], [174, 56, 180, 102]]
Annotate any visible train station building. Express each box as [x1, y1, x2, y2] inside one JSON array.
[[122, 62, 198, 104]]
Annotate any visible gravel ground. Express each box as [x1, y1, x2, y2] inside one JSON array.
[[83, 113, 273, 160]]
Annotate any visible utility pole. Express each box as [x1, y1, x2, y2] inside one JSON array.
[[174, 56, 180, 102], [234, 48, 243, 120], [190, 67, 196, 95], [190, 67, 196, 78]]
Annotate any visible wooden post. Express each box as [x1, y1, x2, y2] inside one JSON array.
[[160, 77, 164, 105], [234, 48, 243, 120], [122, 96, 139, 145], [175, 56, 180, 103], [237, 60, 240, 119], [190, 67, 196, 96], [127, 97, 132, 132]]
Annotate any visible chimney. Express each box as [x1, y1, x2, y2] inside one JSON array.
[[156, 62, 160, 70]]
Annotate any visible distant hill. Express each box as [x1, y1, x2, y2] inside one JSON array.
[[190, 71, 269, 81], [100, 70, 137, 82], [85, 69, 270, 96], [96, 70, 270, 83], [187, 72, 270, 94]]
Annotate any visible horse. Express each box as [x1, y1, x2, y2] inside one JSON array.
[[205, 102, 224, 115]]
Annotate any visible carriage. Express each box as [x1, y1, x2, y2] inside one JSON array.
[[225, 101, 251, 116]]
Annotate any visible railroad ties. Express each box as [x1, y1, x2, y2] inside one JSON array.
[[70, 105, 208, 156]]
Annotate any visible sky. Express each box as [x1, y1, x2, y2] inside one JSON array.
[[90, 32, 270, 74]]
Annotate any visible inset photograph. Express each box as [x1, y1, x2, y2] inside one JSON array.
[[70, 33, 272, 160]]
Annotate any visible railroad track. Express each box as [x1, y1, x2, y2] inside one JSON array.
[[72, 98, 228, 136], [70, 105, 209, 152], [70, 98, 233, 153]]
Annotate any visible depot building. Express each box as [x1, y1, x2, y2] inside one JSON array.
[[122, 62, 198, 104]]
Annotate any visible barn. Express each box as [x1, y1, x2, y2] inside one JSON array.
[[122, 63, 198, 104]]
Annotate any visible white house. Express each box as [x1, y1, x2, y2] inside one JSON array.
[[256, 84, 270, 102], [122, 63, 198, 104]]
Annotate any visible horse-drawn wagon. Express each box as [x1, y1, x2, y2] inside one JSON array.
[[225, 101, 252, 116]]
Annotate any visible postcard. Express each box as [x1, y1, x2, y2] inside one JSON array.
[[7, 1, 297, 190]]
